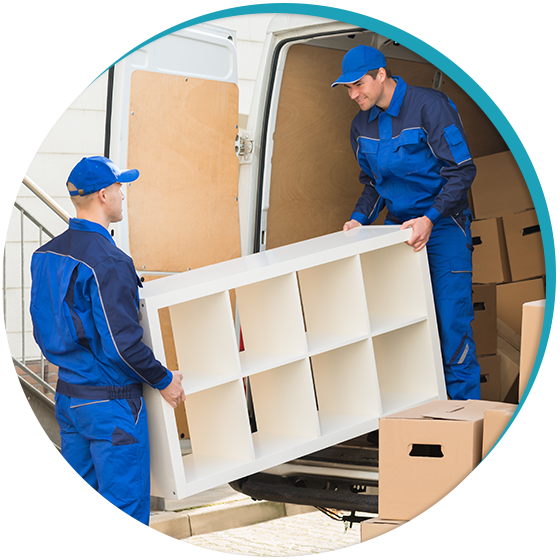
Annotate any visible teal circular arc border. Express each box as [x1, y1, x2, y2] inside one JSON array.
[[12, 2, 557, 548]]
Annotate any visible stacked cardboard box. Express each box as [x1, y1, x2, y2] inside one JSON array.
[[519, 299, 546, 401], [472, 284, 500, 400], [469, 151, 546, 403], [361, 400, 510, 558], [480, 300, 546, 558]]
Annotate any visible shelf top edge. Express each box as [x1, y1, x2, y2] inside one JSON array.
[[139, 226, 412, 305]]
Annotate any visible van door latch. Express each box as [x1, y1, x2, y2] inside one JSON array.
[[235, 132, 254, 162]]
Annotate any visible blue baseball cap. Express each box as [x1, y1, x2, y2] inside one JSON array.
[[331, 45, 387, 87], [67, 156, 140, 196]]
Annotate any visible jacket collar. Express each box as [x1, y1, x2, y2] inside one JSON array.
[[368, 76, 407, 122], [69, 217, 116, 245]]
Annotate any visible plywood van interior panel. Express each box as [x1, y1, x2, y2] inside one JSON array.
[[127, 71, 241, 272]]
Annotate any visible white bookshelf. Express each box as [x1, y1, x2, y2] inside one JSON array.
[[139, 226, 447, 499]]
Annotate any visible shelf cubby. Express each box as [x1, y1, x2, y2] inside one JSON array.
[[138, 226, 446, 499], [360, 242, 428, 333], [310, 340, 382, 434], [181, 380, 254, 490], [372, 321, 441, 416], [168, 291, 241, 394], [297, 256, 370, 355], [235, 273, 308, 375], [248, 360, 320, 451]]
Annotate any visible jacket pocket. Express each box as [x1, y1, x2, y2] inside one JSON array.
[[450, 257, 472, 275], [389, 128, 427, 177], [112, 426, 139, 446], [358, 137, 379, 154], [443, 124, 472, 164]]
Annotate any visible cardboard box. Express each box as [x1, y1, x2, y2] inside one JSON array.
[[502, 209, 545, 281], [480, 404, 545, 521], [497, 335, 519, 402], [471, 218, 511, 283], [472, 284, 497, 356], [360, 519, 482, 558], [379, 400, 519, 521], [519, 299, 546, 400], [470, 151, 533, 219], [497, 278, 545, 349], [479, 354, 501, 401], [480, 517, 545, 558], [0, 385, 6, 469]]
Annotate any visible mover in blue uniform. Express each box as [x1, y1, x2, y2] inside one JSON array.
[[30, 156, 186, 524], [333, 45, 480, 400]]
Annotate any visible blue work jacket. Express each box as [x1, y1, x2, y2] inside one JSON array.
[[350, 76, 476, 225], [30, 218, 172, 390]]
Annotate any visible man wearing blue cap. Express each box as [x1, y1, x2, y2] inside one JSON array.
[[30, 156, 186, 524], [333, 45, 480, 400]]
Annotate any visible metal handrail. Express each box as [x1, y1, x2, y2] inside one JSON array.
[[22, 175, 71, 224], [13, 202, 57, 239]]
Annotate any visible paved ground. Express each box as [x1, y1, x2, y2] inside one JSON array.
[[182, 509, 362, 556]]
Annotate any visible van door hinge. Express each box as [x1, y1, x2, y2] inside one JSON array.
[[235, 131, 254, 163]]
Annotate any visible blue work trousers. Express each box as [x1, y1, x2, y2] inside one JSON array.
[[424, 212, 481, 399], [55, 391, 151, 524]]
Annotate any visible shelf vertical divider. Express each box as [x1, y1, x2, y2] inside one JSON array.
[[138, 298, 188, 499]]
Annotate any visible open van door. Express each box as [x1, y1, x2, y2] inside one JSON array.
[[109, 23, 242, 274]]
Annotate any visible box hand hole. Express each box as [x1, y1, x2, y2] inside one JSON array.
[[408, 443, 444, 458], [522, 225, 540, 236]]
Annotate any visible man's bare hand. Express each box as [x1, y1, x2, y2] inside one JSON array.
[[160, 371, 186, 408], [343, 219, 361, 232], [400, 216, 433, 252]]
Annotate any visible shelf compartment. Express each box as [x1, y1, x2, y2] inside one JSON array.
[[360, 243, 428, 329], [379, 392, 439, 417], [182, 452, 252, 494], [369, 314, 427, 338], [372, 321, 440, 415], [184, 380, 254, 463], [238, 349, 307, 377], [252, 432, 320, 463], [305, 332, 370, 356], [317, 410, 379, 439], [310, 340, 382, 423], [297, 256, 370, 355], [248, 360, 320, 442], [168, 291, 241, 394], [235, 273, 307, 373]]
